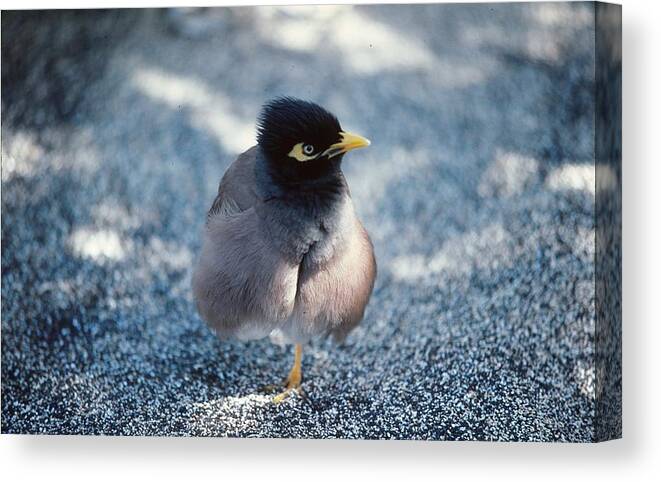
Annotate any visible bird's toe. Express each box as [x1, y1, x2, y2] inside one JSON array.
[[272, 386, 303, 404]]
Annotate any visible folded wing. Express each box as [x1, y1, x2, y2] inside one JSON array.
[[192, 147, 298, 340]]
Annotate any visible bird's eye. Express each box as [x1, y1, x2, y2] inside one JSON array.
[[302, 144, 315, 155]]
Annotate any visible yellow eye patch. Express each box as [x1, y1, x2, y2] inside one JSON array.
[[288, 142, 317, 162]]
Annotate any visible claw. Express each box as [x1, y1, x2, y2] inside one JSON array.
[[273, 387, 301, 403]]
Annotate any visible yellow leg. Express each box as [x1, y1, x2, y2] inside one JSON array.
[[273, 344, 303, 403]]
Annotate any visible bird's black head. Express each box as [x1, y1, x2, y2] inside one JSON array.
[[256, 97, 370, 182]]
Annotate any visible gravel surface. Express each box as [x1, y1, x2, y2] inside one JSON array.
[[2, 4, 603, 440]]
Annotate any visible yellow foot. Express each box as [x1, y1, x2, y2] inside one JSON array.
[[272, 344, 303, 403], [272, 386, 301, 403], [272, 374, 302, 403]]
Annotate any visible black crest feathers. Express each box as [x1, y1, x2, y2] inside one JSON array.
[[256, 97, 342, 161]]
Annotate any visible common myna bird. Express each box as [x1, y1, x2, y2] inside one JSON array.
[[192, 97, 376, 402]]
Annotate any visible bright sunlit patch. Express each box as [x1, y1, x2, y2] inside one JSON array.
[[188, 394, 273, 435], [147, 237, 192, 271], [531, 2, 592, 28], [390, 223, 512, 281], [131, 67, 254, 153], [478, 150, 539, 198], [193, 393, 272, 411], [574, 360, 596, 399], [330, 8, 436, 74], [389, 254, 429, 282], [527, 4, 592, 63], [1, 130, 45, 182], [254, 6, 491, 85], [463, 3, 592, 65], [546, 164, 595, 195], [69, 227, 126, 261]]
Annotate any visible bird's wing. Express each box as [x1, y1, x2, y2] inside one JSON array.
[[207, 146, 261, 220], [193, 146, 298, 340]]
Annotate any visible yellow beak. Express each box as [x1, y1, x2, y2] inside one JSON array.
[[323, 131, 371, 158]]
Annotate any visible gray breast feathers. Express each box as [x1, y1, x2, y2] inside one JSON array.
[[282, 209, 377, 343]]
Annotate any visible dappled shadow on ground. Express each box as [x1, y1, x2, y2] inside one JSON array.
[[2, 3, 599, 440]]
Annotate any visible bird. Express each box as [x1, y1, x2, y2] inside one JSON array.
[[192, 97, 376, 402]]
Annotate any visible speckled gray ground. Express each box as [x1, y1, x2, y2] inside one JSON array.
[[2, 4, 601, 440]]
